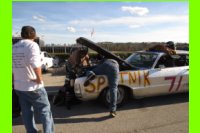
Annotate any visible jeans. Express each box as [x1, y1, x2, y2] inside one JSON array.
[[88, 59, 119, 112], [15, 87, 54, 133]]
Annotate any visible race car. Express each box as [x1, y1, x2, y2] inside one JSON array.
[[73, 37, 189, 107]]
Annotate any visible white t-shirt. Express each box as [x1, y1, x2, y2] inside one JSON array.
[[12, 39, 44, 91]]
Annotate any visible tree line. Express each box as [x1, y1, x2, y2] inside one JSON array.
[[96, 42, 189, 52]]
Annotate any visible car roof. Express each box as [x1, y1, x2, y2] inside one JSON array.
[[135, 50, 188, 55]]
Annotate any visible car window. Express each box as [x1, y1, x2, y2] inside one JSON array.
[[155, 54, 189, 68], [44, 53, 47, 57], [44, 52, 52, 58], [174, 54, 189, 66], [47, 53, 52, 58], [126, 53, 158, 69], [155, 55, 174, 68]]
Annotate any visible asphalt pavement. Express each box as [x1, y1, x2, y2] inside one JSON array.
[[12, 72, 188, 133]]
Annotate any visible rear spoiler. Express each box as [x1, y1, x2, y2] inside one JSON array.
[[76, 37, 136, 70]]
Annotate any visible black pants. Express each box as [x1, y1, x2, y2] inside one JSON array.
[[12, 89, 21, 117]]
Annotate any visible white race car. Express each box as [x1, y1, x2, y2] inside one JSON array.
[[73, 38, 189, 107], [74, 51, 189, 105]]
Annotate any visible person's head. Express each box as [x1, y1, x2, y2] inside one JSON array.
[[70, 47, 79, 55], [69, 46, 89, 66], [79, 47, 88, 58], [21, 26, 36, 39], [70, 46, 88, 58], [166, 41, 176, 50]]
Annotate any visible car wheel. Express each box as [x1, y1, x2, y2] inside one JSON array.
[[100, 86, 127, 108]]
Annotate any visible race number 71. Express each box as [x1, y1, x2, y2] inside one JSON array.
[[165, 76, 183, 92]]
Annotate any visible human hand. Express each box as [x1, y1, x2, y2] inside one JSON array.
[[31, 78, 43, 84]]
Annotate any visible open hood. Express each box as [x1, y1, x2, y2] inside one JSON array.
[[76, 37, 137, 70]]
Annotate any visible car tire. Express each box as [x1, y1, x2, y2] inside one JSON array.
[[100, 86, 128, 108]]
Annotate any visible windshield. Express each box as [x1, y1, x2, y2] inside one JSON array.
[[125, 52, 158, 69]]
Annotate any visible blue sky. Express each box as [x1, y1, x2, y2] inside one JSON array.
[[12, 2, 188, 45]]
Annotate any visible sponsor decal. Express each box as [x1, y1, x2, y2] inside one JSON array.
[[165, 76, 183, 92], [85, 76, 106, 93], [119, 71, 150, 86], [84, 70, 151, 93]]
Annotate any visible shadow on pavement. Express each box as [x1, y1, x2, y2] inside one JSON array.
[[13, 92, 188, 125]]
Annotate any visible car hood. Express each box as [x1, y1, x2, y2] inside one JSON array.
[[76, 37, 138, 70]]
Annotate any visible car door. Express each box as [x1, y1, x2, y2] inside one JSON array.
[[132, 54, 189, 98]]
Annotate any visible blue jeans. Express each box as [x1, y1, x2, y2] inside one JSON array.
[[15, 87, 54, 133], [89, 59, 119, 112]]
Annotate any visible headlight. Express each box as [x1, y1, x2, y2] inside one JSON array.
[[74, 84, 82, 98]]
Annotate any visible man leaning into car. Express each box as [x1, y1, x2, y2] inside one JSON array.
[[68, 47, 120, 117], [84, 58, 119, 117]]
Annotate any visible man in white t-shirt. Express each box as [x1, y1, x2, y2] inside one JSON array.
[[12, 26, 54, 133]]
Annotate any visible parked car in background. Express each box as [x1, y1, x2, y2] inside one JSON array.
[[40, 51, 54, 72]]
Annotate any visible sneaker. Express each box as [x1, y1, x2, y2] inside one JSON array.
[[83, 72, 96, 86], [109, 111, 117, 118]]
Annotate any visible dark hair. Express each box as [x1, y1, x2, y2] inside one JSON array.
[[21, 26, 36, 39], [70, 47, 79, 54], [79, 47, 88, 58], [166, 41, 175, 50], [70, 46, 88, 58]]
